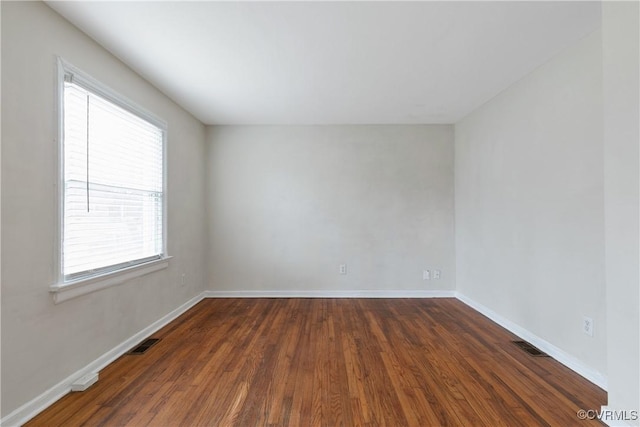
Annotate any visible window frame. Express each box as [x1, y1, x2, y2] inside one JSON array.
[[50, 57, 170, 303]]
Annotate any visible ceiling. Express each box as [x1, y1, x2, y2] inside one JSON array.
[[47, 1, 601, 125]]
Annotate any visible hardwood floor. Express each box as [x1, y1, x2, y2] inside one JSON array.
[[27, 298, 606, 426]]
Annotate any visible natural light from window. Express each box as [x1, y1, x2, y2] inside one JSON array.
[[63, 79, 164, 280]]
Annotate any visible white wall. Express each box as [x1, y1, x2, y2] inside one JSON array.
[[206, 125, 454, 294], [455, 30, 606, 378], [602, 2, 640, 423], [0, 1, 3, 420], [1, 1, 207, 417]]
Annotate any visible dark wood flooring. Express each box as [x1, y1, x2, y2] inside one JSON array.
[[26, 298, 606, 426]]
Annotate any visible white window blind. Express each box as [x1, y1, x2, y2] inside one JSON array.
[[62, 74, 165, 281]]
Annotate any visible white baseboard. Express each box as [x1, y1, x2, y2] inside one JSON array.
[[600, 406, 639, 426], [0, 292, 206, 427], [70, 372, 99, 392], [204, 289, 457, 298], [455, 292, 608, 390]]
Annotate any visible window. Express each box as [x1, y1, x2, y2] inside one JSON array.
[[55, 59, 168, 296]]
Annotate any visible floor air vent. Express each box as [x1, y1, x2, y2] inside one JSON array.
[[512, 340, 549, 357], [128, 338, 160, 355]]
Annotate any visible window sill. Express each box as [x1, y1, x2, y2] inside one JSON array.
[[50, 256, 172, 304]]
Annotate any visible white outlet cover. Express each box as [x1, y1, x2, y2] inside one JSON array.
[[339, 264, 347, 275], [433, 269, 441, 279], [583, 316, 594, 337], [423, 270, 430, 280]]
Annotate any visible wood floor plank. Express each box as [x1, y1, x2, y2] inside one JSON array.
[[26, 298, 606, 427]]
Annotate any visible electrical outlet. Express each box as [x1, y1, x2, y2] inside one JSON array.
[[433, 269, 441, 279], [181, 272, 186, 286], [339, 264, 347, 275], [583, 316, 594, 337], [423, 270, 431, 280]]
